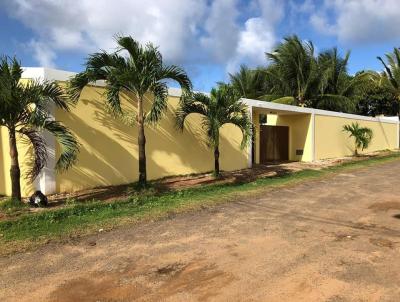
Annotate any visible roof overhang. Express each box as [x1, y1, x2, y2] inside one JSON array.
[[241, 98, 399, 124]]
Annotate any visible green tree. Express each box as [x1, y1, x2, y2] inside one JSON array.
[[68, 36, 192, 186], [314, 48, 359, 113], [377, 48, 400, 102], [342, 122, 373, 156], [355, 71, 399, 116], [176, 84, 252, 177], [265, 38, 359, 112], [228, 65, 269, 99], [0, 57, 79, 201], [265, 35, 319, 106]]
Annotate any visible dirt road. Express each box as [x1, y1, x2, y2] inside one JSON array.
[[1, 160, 400, 301]]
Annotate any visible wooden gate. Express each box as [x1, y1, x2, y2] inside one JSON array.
[[259, 125, 289, 163]]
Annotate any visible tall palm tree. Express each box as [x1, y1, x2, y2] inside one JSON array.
[[377, 48, 400, 100], [343, 122, 373, 156], [228, 65, 268, 99], [68, 36, 192, 187], [265, 35, 319, 106], [176, 84, 251, 177], [314, 48, 359, 112], [0, 57, 79, 201]]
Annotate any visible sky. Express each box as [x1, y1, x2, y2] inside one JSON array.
[[0, 0, 400, 91]]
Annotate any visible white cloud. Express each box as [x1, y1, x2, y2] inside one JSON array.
[[3, 0, 286, 80], [227, 18, 276, 73], [29, 40, 57, 67], [5, 0, 206, 63], [309, 0, 400, 44], [226, 0, 284, 73], [309, 14, 336, 35], [201, 0, 240, 63]]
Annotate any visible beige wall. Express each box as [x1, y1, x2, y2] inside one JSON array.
[[55, 85, 248, 193], [315, 115, 398, 159]]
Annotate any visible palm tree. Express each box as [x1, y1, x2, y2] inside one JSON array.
[[377, 48, 400, 100], [313, 48, 359, 113], [176, 84, 251, 177], [343, 122, 373, 156], [265, 35, 319, 106], [0, 57, 79, 201], [262, 37, 361, 113], [228, 65, 268, 99], [68, 36, 192, 186]]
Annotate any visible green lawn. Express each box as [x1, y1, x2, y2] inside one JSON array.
[[1, 152, 399, 255]]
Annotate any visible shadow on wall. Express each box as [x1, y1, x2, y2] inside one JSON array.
[[219, 124, 248, 170], [56, 100, 140, 192], [55, 86, 248, 193]]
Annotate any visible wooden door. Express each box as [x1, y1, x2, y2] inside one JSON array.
[[259, 125, 289, 163]]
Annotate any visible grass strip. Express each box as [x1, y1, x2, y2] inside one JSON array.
[[1, 152, 399, 253]]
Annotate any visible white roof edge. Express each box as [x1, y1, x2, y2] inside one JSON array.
[[21, 67, 188, 97], [241, 98, 399, 124]]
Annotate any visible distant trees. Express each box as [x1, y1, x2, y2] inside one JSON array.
[[227, 35, 400, 116]]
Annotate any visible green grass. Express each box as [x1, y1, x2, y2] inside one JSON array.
[[0, 198, 29, 216], [0, 152, 399, 254]]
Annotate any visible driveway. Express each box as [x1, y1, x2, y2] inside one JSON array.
[[1, 160, 400, 301]]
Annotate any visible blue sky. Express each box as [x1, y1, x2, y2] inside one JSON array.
[[1, 0, 399, 91]]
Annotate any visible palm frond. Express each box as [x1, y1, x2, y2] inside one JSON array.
[[18, 127, 47, 181], [42, 120, 80, 172], [146, 82, 168, 124], [175, 92, 209, 130], [158, 65, 192, 93]]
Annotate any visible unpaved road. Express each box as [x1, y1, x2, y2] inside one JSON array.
[[1, 160, 400, 301]]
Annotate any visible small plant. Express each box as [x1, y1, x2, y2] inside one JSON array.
[[343, 122, 373, 156]]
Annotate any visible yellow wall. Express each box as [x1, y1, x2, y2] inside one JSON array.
[[55, 85, 248, 193], [0, 126, 35, 197], [275, 114, 313, 162], [0, 127, 8, 196], [315, 115, 398, 159], [252, 110, 313, 163]]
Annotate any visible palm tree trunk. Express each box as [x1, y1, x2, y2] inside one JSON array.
[[214, 146, 220, 177], [9, 128, 21, 201], [137, 96, 147, 186]]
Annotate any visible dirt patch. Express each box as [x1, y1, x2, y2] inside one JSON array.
[[49, 260, 234, 302]]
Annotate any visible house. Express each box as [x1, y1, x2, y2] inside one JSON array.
[[0, 68, 398, 197]]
